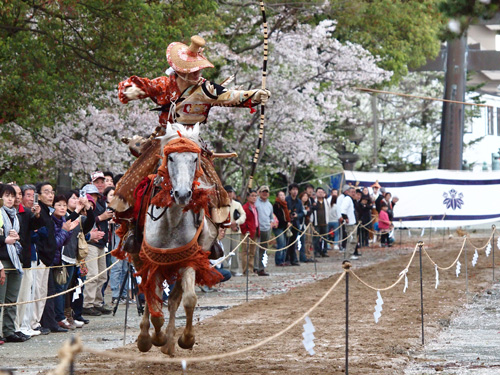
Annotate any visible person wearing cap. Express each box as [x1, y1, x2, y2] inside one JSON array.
[[311, 187, 330, 258], [254, 185, 274, 276], [82, 178, 113, 317], [91, 171, 106, 195], [221, 185, 246, 276]]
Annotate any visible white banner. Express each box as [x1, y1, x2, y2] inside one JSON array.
[[344, 170, 500, 228]]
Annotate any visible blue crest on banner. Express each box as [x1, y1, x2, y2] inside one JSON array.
[[443, 189, 464, 210]]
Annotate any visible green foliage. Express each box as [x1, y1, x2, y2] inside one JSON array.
[[324, 0, 445, 81], [0, 0, 220, 129]]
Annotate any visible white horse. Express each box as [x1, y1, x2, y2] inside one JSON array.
[[133, 123, 219, 356]]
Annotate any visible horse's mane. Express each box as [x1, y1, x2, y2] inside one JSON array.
[[159, 123, 202, 148]]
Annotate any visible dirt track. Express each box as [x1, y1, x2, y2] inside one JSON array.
[[68, 234, 498, 375]]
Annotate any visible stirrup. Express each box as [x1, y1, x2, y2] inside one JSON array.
[[123, 225, 142, 254]]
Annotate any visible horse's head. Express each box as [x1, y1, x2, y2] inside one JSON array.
[[159, 123, 203, 207]]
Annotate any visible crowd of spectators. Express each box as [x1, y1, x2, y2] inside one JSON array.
[[224, 180, 399, 276], [0, 172, 398, 344], [0, 171, 129, 344]]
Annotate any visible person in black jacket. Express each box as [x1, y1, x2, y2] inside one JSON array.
[[357, 194, 372, 247], [81, 178, 113, 317], [273, 191, 291, 266], [64, 189, 97, 326], [31, 182, 69, 333], [14, 184, 44, 338], [285, 183, 304, 266]]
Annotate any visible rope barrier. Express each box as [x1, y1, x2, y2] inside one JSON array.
[[78, 271, 346, 364], [249, 223, 312, 251], [306, 222, 362, 246], [355, 86, 492, 108], [423, 237, 467, 271], [0, 260, 119, 307], [291, 222, 345, 238], [210, 233, 249, 268], [348, 243, 419, 291], [2, 249, 109, 272], [465, 229, 496, 250], [43, 226, 499, 371], [255, 225, 292, 244]]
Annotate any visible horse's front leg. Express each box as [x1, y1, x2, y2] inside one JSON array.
[[161, 280, 183, 356], [178, 267, 197, 350], [150, 278, 168, 347], [137, 303, 153, 352]]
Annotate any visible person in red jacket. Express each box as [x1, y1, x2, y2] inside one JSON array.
[[239, 190, 259, 275], [378, 202, 392, 247]]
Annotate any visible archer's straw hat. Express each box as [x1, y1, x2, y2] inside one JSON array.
[[166, 36, 214, 74]]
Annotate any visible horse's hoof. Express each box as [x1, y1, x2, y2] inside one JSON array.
[[152, 332, 168, 347], [161, 343, 175, 357], [137, 335, 153, 352], [178, 334, 195, 350]]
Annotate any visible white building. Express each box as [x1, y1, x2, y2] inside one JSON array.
[[463, 18, 500, 170]]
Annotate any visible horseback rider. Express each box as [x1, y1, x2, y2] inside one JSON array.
[[111, 35, 270, 252]]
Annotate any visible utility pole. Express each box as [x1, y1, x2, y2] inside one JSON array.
[[439, 35, 468, 170]]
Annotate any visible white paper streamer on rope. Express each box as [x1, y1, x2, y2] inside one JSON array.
[[456, 260, 461, 277], [472, 249, 479, 267], [182, 359, 187, 373], [435, 264, 439, 289], [262, 251, 268, 268], [420, 228, 425, 237], [373, 291, 384, 323], [408, 229, 412, 237], [434, 226, 438, 232], [399, 269, 408, 293], [72, 278, 83, 302], [297, 234, 302, 251], [302, 316, 316, 355], [162, 280, 170, 297], [497, 237, 500, 250], [486, 242, 492, 257]]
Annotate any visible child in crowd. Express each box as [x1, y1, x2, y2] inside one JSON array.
[[378, 201, 392, 247]]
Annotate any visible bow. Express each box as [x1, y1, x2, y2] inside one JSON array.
[[247, 0, 268, 193]]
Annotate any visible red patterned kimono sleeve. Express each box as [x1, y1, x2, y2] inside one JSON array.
[[118, 75, 172, 104]]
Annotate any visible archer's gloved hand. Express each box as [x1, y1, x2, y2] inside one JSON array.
[[124, 85, 146, 100], [254, 89, 271, 105]]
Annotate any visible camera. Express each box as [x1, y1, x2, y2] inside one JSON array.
[[80, 190, 86, 198], [34, 193, 39, 205]]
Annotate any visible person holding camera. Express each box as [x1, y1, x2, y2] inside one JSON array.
[[81, 172, 113, 317], [285, 183, 304, 266], [14, 184, 44, 338]]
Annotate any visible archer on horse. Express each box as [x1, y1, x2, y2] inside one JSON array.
[[110, 35, 271, 251]]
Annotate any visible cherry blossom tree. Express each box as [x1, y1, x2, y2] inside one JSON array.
[[1, 94, 156, 184], [205, 18, 391, 193]]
